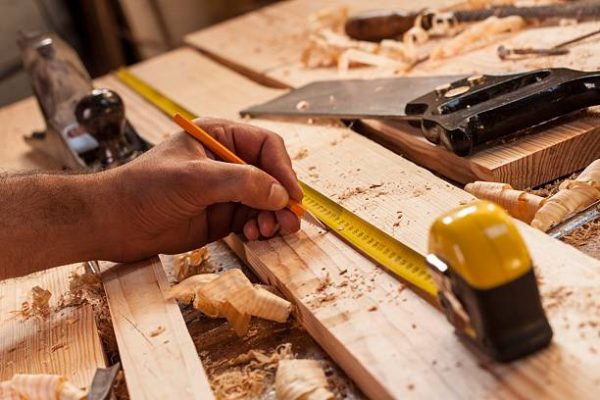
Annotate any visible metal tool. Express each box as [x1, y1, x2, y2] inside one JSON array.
[[18, 31, 149, 170], [547, 200, 600, 239], [119, 69, 552, 361], [19, 31, 151, 274], [345, 1, 600, 41], [241, 68, 600, 156], [88, 363, 121, 400], [427, 201, 552, 361], [498, 27, 600, 60]]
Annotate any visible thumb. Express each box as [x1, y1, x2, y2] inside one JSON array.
[[198, 161, 290, 210]]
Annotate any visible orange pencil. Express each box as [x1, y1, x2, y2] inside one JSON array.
[[173, 113, 323, 228]]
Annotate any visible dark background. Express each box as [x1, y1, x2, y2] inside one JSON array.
[[0, 0, 278, 106]]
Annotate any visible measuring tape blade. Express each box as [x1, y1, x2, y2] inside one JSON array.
[[116, 68, 438, 298]]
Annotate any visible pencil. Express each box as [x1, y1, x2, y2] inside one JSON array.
[[173, 113, 323, 227]]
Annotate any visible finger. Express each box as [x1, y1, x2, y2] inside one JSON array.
[[258, 211, 279, 238], [195, 119, 303, 202], [243, 219, 260, 241], [198, 160, 290, 211], [276, 209, 301, 234]]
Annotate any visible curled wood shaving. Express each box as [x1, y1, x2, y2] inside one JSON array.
[[170, 270, 292, 336], [465, 181, 545, 223], [167, 273, 218, 304], [532, 160, 600, 231], [0, 374, 87, 400], [275, 359, 333, 400], [173, 247, 210, 282], [430, 16, 525, 60]]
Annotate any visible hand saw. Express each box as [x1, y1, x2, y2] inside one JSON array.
[[241, 68, 600, 156]]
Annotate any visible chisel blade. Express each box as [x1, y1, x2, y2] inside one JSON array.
[[240, 75, 466, 120]]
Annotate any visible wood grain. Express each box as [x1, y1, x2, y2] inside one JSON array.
[[100, 257, 214, 400], [129, 48, 600, 399], [0, 265, 106, 388], [185, 1, 600, 188]]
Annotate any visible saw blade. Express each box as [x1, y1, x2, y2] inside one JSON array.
[[240, 75, 466, 120]]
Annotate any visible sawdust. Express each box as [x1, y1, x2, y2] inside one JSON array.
[[149, 325, 166, 337], [209, 343, 295, 400], [563, 220, 600, 248], [19, 286, 52, 320], [292, 148, 309, 161], [296, 100, 310, 111]]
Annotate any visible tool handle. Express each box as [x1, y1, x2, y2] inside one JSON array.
[[344, 10, 418, 42], [173, 113, 305, 217]]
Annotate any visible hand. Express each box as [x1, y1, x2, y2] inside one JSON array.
[[97, 118, 303, 262]]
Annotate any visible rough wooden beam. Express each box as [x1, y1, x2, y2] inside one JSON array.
[[100, 257, 214, 400]]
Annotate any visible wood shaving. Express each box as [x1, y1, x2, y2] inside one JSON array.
[[275, 359, 334, 400], [0, 374, 87, 400], [173, 247, 211, 282], [465, 181, 545, 223], [532, 160, 600, 231], [149, 325, 166, 337], [430, 16, 525, 60], [19, 286, 52, 320], [171, 270, 292, 337], [292, 148, 309, 161]]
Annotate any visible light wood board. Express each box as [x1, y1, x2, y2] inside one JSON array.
[[185, 1, 600, 188], [0, 264, 106, 388], [128, 48, 600, 399], [100, 257, 214, 400]]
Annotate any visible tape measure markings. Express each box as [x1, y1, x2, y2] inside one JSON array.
[[116, 68, 437, 297]]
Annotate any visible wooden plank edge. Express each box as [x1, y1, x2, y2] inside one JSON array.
[[100, 257, 214, 400]]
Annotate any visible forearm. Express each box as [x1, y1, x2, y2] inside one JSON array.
[[0, 172, 113, 279]]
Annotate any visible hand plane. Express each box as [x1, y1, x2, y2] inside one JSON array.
[[242, 68, 600, 156], [18, 31, 150, 170]]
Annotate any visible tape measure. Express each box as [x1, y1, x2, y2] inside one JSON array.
[[116, 68, 438, 297]]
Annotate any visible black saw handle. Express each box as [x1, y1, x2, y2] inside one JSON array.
[[405, 68, 600, 156]]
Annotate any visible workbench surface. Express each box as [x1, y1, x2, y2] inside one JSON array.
[[3, 1, 600, 399]]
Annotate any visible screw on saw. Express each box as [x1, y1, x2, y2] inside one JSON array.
[[497, 27, 600, 60]]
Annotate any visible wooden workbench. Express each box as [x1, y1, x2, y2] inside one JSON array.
[[2, 1, 600, 399]]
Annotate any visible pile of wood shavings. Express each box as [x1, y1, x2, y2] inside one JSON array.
[[300, 1, 528, 74], [209, 343, 294, 400]]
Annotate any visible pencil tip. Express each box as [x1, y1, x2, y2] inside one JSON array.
[[302, 211, 327, 231]]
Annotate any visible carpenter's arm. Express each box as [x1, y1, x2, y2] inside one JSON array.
[[0, 119, 302, 280]]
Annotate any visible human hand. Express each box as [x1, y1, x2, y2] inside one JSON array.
[[97, 118, 303, 262]]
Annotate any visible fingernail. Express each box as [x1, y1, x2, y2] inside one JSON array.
[[269, 183, 289, 208]]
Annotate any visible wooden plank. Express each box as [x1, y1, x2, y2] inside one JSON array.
[[0, 264, 106, 388], [100, 257, 214, 400], [185, 1, 600, 188], [129, 48, 600, 399]]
